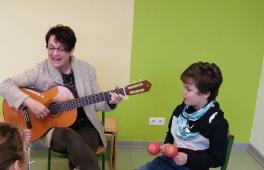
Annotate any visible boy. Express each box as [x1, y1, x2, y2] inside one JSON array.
[[0, 122, 32, 170], [137, 61, 229, 170]]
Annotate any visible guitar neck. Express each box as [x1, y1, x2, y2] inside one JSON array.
[[48, 88, 125, 113]]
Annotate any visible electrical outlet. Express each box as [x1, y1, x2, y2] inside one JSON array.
[[149, 117, 165, 126]]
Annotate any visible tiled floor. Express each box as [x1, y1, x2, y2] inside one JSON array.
[[29, 147, 263, 170]]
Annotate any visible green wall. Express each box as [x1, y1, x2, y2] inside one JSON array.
[[109, 0, 264, 143]]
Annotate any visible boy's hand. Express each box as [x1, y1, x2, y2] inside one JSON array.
[[173, 152, 188, 165]]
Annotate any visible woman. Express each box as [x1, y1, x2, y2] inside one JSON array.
[[0, 24, 123, 170]]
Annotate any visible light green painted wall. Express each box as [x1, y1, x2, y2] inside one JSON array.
[[109, 0, 264, 143]]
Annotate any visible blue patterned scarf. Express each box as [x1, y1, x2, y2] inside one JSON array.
[[176, 100, 215, 140]]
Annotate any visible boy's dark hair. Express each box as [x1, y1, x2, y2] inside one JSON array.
[[45, 24, 76, 52], [181, 61, 223, 101]]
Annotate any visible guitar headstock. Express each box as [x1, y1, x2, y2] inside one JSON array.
[[124, 80, 152, 96]]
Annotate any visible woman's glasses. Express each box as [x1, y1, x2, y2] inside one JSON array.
[[47, 46, 66, 53]]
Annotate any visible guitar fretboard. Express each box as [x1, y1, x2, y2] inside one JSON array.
[[48, 88, 125, 114]]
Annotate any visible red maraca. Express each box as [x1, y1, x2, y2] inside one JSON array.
[[147, 142, 161, 155], [147, 142, 178, 158], [163, 144, 178, 158]]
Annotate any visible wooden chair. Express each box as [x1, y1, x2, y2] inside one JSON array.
[[47, 112, 108, 170], [0, 112, 4, 122], [104, 118, 117, 170], [221, 134, 235, 170]]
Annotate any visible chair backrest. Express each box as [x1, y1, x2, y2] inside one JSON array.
[[0, 112, 4, 122], [221, 135, 235, 170], [101, 111, 105, 128]]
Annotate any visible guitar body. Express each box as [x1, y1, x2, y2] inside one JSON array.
[[3, 86, 77, 142]]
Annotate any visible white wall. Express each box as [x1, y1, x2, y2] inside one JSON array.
[[251, 57, 264, 156], [0, 0, 134, 90]]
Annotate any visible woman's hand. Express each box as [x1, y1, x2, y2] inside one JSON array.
[[23, 97, 50, 118], [108, 91, 124, 104]]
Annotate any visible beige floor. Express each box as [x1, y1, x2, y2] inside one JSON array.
[[29, 147, 263, 170]]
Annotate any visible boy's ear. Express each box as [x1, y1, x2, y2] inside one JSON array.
[[203, 91, 210, 99]]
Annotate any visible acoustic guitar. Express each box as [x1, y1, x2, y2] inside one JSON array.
[[3, 80, 151, 142]]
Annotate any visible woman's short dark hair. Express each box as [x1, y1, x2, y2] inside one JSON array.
[[45, 24, 76, 52], [181, 61, 223, 101]]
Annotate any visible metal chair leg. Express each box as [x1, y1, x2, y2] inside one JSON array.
[[102, 153, 105, 170], [48, 148, 51, 170]]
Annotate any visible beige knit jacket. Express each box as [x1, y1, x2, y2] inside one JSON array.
[[0, 56, 113, 148]]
